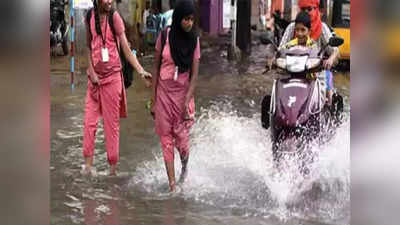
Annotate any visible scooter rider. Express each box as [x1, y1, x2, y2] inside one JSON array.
[[279, 0, 340, 106]]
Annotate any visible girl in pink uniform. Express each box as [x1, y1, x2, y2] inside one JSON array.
[[83, 0, 151, 176], [151, 0, 200, 192]]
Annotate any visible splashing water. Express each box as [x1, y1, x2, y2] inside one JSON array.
[[129, 101, 350, 223]]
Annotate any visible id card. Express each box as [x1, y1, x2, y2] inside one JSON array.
[[101, 48, 109, 62]]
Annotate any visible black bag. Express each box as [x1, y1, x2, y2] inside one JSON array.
[[86, 8, 134, 89]]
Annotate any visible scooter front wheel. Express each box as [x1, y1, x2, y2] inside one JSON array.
[[261, 95, 271, 129]]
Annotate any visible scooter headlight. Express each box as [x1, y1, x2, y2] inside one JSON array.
[[276, 58, 286, 69], [306, 58, 321, 70]]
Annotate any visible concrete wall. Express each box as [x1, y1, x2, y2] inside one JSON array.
[[115, 0, 136, 26]]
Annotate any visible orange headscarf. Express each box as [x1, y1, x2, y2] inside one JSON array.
[[298, 0, 322, 41]]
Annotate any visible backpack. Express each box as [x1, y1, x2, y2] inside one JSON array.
[[86, 8, 134, 89]]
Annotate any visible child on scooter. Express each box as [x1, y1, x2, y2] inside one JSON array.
[[281, 11, 334, 106], [281, 11, 317, 50]]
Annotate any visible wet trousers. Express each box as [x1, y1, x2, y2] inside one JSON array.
[[154, 77, 194, 163], [83, 75, 122, 165]]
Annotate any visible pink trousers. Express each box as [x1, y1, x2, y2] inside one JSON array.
[[154, 75, 195, 162], [83, 74, 123, 165], [159, 126, 191, 163]]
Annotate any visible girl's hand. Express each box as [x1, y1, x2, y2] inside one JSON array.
[[139, 70, 152, 79], [89, 73, 99, 85], [323, 57, 335, 70], [139, 70, 152, 87]]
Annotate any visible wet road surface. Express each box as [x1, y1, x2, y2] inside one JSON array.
[[51, 43, 350, 225]]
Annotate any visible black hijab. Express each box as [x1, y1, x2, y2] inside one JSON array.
[[169, 0, 198, 73]]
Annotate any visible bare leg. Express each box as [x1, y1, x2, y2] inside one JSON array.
[[83, 156, 93, 175], [327, 90, 333, 106], [178, 154, 189, 184], [165, 161, 176, 192]]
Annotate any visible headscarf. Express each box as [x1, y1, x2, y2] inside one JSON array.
[[298, 0, 322, 41], [169, 0, 198, 73]]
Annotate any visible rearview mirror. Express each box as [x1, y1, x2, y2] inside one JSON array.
[[328, 36, 344, 47]]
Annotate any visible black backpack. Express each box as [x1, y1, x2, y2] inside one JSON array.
[[86, 8, 134, 89]]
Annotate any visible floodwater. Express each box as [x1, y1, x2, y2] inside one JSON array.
[[51, 42, 350, 225]]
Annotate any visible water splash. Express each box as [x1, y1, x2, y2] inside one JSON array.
[[129, 101, 350, 223]]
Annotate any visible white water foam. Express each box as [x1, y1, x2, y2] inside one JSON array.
[[129, 102, 350, 223]]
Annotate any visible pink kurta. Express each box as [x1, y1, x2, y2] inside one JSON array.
[[154, 29, 200, 162], [83, 11, 127, 165]]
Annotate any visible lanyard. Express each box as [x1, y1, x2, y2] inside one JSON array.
[[101, 15, 108, 47]]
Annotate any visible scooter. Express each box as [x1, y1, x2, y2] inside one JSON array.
[[260, 35, 344, 171], [50, 0, 69, 55]]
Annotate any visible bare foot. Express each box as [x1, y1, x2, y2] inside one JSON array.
[[178, 169, 188, 185], [82, 157, 94, 175], [169, 181, 176, 192], [81, 165, 91, 176]]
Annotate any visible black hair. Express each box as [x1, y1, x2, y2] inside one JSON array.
[[93, 0, 102, 35], [295, 11, 311, 29]]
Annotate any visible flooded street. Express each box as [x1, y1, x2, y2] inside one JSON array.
[[51, 43, 350, 225]]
